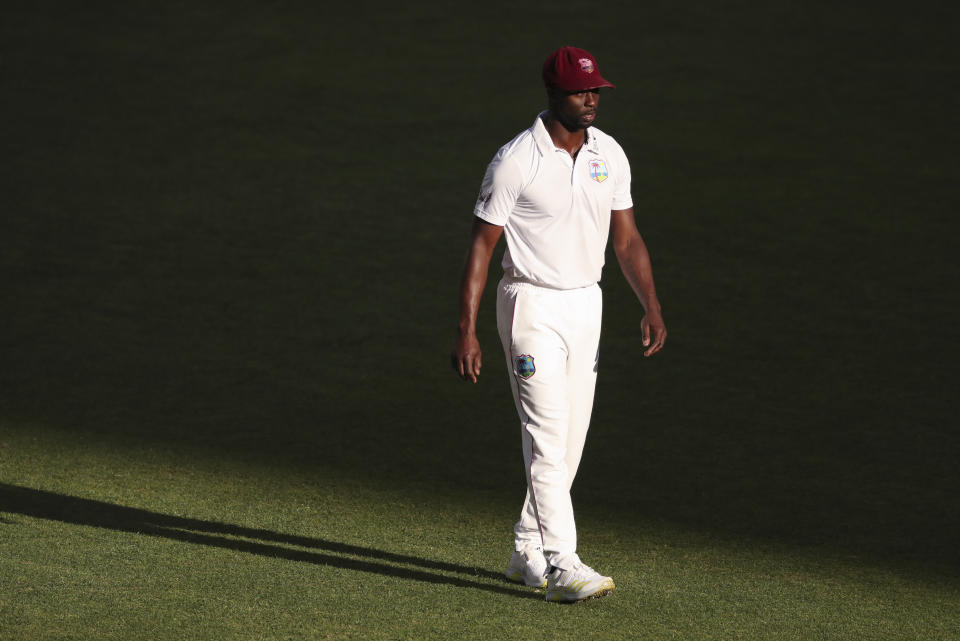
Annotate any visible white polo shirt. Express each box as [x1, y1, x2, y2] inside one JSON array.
[[474, 111, 633, 290]]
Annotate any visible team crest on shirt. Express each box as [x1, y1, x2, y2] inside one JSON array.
[[579, 58, 595, 73], [516, 354, 536, 379], [588, 159, 608, 183]]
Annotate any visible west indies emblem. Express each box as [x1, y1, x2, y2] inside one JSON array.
[[516, 354, 536, 379], [588, 159, 608, 183]]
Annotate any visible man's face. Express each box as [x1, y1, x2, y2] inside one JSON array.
[[551, 88, 601, 131]]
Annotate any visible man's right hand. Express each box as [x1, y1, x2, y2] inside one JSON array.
[[452, 219, 503, 384], [451, 331, 482, 383]]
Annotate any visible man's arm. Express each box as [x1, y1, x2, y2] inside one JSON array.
[[451, 218, 504, 382], [610, 208, 667, 357]]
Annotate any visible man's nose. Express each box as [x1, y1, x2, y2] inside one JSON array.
[[584, 91, 598, 106]]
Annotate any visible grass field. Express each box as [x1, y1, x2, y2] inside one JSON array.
[[2, 1, 958, 639]]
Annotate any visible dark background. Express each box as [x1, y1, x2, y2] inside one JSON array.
[[2, 1, 958, 575]]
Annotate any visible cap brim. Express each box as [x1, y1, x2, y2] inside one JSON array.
[[588, 80, 616, 90], [557, 77, 616, 91]]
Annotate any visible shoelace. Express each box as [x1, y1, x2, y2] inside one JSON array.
[[566, 561, 598, 578]]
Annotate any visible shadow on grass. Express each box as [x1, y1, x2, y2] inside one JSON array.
[[0, 484, 535, 599]]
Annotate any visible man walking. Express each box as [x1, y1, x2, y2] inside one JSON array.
[[452, 46, 666, 603]]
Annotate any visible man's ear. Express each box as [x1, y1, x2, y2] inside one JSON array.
[[546, 86, 559, 108]]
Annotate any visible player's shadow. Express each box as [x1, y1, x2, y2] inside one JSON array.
[[0, 483, 533, 599]]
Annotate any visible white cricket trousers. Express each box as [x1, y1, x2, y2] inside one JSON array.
[[496, 277, 602, 564]]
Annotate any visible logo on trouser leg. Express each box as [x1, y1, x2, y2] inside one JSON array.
[[516, 354, 536, 379]]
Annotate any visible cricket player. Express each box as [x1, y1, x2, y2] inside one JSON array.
[[451, 46, 666, 602]]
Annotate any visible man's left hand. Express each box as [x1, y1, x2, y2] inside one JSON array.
[[641, 311, 667, 357]]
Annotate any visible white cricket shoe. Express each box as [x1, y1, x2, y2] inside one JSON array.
[[504, 546, 549, 588], [545, 559, 615, 603]]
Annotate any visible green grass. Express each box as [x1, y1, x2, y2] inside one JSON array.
[[2, 1, 959, 639], [3, 429, 958, 640]]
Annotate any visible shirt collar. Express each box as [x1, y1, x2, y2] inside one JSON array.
[[532, 110, 599, 156]]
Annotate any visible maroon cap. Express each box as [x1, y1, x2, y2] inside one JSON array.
[[542, 46, 616, 91]]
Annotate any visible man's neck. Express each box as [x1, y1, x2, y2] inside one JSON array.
[[542, 113, 588, 159]]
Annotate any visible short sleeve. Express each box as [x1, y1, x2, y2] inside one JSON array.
[[473, 151, 522, 226], [611, 144, 633, 211]]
